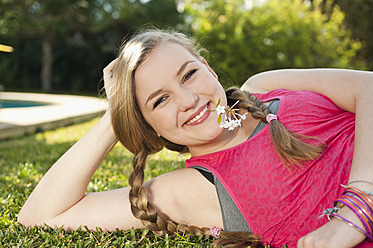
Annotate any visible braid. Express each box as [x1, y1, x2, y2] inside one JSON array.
[[210, 88, 325, 247], [128, 147, 210, 238], [226, 87, 324, 168], [212, 231, 262, 248]]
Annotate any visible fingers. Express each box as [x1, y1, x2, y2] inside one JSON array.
[[103, 58, 118, 81], [103, 58, 118, 73], [103, 58, 118, 97]]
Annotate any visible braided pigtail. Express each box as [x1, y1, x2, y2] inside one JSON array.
[[226, 87, 324, 168], [128, 147, 210, 237], [109, 29, 228, 243], [212, 230, 262, 248], [209, 88, 325, 247]]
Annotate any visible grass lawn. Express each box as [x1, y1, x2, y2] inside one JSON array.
[[0, 117, 213, 247]]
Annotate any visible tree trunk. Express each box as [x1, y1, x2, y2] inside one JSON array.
[[41, 33, 53, 93]]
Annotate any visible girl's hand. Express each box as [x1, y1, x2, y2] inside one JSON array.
[[103, 58, 118, 98], [297, 207, 366, 248]]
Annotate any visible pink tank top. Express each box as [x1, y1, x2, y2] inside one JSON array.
[[186, 89, 368, 247]]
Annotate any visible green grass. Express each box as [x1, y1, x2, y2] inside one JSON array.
[[0, 117, 213, 247]]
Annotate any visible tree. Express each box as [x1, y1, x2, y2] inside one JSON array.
[[312, 0, 373, 69], [0, 0, 114, 92], [184, 0, 363, 87], [0, 0, 185, 92], [108, 0, 184, 40]]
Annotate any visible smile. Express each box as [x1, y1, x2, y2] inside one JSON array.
[[186, 104, 209, 125]]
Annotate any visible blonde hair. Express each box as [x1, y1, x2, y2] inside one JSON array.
[[107, 29, 323, 248], [108, 29, 210, 237]]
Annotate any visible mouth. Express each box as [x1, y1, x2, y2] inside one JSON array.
[[184, 102, 210, 126]]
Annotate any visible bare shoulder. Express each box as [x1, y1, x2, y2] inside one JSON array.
[[241, 74, 268, 94], [240, 69, 311, 93], [240, 70, 283, 94], [145, 167, 222, 228]]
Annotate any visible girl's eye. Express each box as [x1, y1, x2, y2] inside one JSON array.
[[153, 95, 168, 109], [183, 69, 198, 82]]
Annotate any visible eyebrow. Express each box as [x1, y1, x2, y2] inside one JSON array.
[[145, 60, 195, 106], [145, 89, 163, 106], [176, 60, 194, 77]]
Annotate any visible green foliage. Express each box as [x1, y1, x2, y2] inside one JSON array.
[[186, 0, 363, 87], [116, 0, 184, 31], [327, 0, 373, 69], [0, 118, 214, 247], [0, 0, 369, 93], [0, 0, 113, 92], [0, 0, 184, 93]]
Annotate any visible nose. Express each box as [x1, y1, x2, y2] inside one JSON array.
[[175, 88, 198, 112]]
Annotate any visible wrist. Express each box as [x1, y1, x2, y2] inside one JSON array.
[[99, 110, 118, 145], [330, 186, 373, 242], [334, 205, 367, 241]]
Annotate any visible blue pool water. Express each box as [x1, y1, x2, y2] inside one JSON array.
[[0, 100, 49, 108]]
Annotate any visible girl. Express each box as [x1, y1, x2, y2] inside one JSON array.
[[18, 29, 373, 248]]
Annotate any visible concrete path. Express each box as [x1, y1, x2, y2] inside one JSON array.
[[0, 92, 108, 140]]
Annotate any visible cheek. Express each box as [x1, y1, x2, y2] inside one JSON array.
[[146, 111, 175, 135], [200, 75, 226, 101]]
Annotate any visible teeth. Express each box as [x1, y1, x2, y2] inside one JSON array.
[[187, 105, 208, 124]]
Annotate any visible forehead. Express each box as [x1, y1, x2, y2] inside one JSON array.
[[134, 42, 198, 103], [136, 42, 196, 77]]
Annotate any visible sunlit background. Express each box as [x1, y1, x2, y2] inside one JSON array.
[[0, 0, 372, 93]]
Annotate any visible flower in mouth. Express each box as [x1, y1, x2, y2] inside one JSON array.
[[210, 99, 247, 131]]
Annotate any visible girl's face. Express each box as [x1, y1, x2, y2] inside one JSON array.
[[134, 42, 227, 155]]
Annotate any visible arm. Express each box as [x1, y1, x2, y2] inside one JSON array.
[[18, 59, 222, 232], [17, 110, 128, 230], [242, 68, 373, 178], [243, 68, 373, 247], [18, 60, 120, 228], [18, 124, 221, 230], [242, 68, 373, 113]]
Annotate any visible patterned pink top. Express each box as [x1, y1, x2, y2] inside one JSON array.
[[186, 89, 370, 247]]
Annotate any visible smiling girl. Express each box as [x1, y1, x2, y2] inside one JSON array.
[[19, 29, 373, 248]]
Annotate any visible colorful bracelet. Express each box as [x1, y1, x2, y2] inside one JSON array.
[[332, 187, 373, 241], [346, 187, 373, 208], [330, 213, 373, 240], [336, 196, 373, 235], [341, 183, 373, 196]]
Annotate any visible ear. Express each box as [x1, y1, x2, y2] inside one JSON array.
[[201, 58, 218, 79]]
